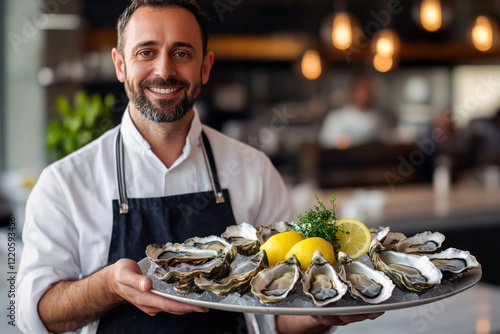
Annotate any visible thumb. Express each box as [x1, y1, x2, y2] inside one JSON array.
[[137, 276, 152, 292], [114, 259, 152, 292]]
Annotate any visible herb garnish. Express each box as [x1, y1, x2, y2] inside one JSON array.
[[293, 195, 341, 251]]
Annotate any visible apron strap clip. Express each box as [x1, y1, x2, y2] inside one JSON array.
[[119, 203, 129, 214], [216, 192, 225, 203]]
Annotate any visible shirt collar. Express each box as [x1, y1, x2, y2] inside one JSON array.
[[120, 105, 203, 163]]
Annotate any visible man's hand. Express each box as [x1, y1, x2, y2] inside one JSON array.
[[276, 313, 384, 334], [108, 259, 209, 316], [39, 259, 208, 333], [311, 313, 385, 327]]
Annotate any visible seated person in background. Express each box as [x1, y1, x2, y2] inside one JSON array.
[[318, 77, 387, 149]]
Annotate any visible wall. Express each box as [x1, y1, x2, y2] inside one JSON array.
[[4, 0, 44, 172]]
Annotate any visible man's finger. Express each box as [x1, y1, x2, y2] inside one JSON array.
[[120, 284, 208, 314]]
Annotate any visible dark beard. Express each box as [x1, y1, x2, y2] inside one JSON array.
[[125, 77, 201, 123]]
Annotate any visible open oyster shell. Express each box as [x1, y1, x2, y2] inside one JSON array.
[[256, 221, 295, 244], [370, 226, 406, 249], [337, 251, 394, 304], [250, 254, 301, 303], [395, 231, 445, 254], [423, 248, 479, 274], [184, 235, 230, 252], [369, 239, 442, 293], [146, 243, 218, 267], [194, 250, 269, 296], [302, 251, 347, 307], [154, 244, 237, 294], [221, 222, 261, 256]]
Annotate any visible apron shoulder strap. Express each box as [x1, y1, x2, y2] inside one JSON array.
[[115, 130, 129, 214], [200, 130, 225, 204], [115, 128, 226, 215]]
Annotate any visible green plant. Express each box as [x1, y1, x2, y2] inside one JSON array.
[[47, 90, 115, 159]]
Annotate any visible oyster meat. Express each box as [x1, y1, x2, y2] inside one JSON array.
[[221, 222, 261, 256], [302, 251, 347, 307], [337, 251, 394, 304], [194, 250, 269, 296], [369, 239, 442, 293], [146, 243, 218, 267], [395, 231, 445, 254], [184, 235, 230, 252], [256, 221, 295, 244], [251, 254, 301, 303], [424, 248, 479, 274], [154, 244, 237, 294]]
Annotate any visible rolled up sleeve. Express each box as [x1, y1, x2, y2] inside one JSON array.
[[17, 167, 81, 334]]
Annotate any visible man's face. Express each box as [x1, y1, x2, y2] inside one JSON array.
[[112, 6, 213, 123]]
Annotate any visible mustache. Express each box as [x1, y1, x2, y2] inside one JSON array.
[[140, 77, 190, 89]]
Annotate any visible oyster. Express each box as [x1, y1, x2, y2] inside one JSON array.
[[370, 226, 390, 242], [395, 231, 445, 254], [184, 235, 230, 252], [251, 254, 301, 303], [256, 221, 295, 244], [146, 243, 218, 267], [424, 248, 479, 274], [337, 251, 394, 304], [302, 251, 347, 307], [154, 244, 237, 294], [383, 232, 407, 249], [221, 222, 261, 256], [370, 226, 406, 249], [194, 250, 268, 296], [369, 239, 442, 293]]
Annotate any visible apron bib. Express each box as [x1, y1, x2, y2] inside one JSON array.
[[96, 130, 247, 334]]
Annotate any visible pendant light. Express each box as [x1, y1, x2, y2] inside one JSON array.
[[301, 49, 322, 80], [420, 0, 442, 31], [470, 15, 499, 52], [371, 29, 400, 72], [332, 12, 353, 50], [321, 0, 360, 51], [412, 0, 452, 32]]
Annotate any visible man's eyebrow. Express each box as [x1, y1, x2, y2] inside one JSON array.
[[131, 41, 158, 52], [172, 42, 195, 50], [130, 41, 195, 53]]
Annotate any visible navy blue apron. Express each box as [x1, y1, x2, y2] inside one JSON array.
[[96, 130, 248, 334]]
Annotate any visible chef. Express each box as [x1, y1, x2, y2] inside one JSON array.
[[17, 0, 382, 333]]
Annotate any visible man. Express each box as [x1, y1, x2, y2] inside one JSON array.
[[318, 77, 388, 149], [17, 1, 382, 333]]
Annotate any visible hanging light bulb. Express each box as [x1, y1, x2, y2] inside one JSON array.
[[420, 0, 442, 31], [471, 16, 496, 52], [412, 0, 452, 32], [301, 49, 322, 80], [373, 54, 394, 73], [372, 29, 400, 57], [371, 30, 400, 72], [332, 12, 353, 50]]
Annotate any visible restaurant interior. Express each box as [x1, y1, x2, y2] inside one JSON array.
[[1, 0, 499, 333]]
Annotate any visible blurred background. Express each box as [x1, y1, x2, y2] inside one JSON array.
[[1, 0, 500, 333]]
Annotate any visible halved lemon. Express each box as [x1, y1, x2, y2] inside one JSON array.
[[335, 218, 371, 259]]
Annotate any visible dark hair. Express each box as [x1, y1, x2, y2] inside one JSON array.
[[117, 0, 210, 56]]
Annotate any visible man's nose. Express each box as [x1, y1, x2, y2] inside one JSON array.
[[154, 54, 176, 79]]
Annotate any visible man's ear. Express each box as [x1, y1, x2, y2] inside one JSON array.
[[201, 51, 214, 85], [112, 48, 126, 83]]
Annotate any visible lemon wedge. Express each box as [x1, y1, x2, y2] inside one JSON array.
[[335, 218, 371, 259]]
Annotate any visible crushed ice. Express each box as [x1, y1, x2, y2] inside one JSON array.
[[146, 254, 462, 309]]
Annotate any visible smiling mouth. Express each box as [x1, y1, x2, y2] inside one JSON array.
[[148, 87, 183, 94]]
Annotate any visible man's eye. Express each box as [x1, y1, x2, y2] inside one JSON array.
[[139, 50, 153, 57], [175, 51, 188, 58]]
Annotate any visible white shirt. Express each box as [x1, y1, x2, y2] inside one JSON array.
[[17, 108, 295, 334], [318, 104, 383, 149]]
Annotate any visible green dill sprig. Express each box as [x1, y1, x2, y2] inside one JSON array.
[[293, 195, 341, 250]]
